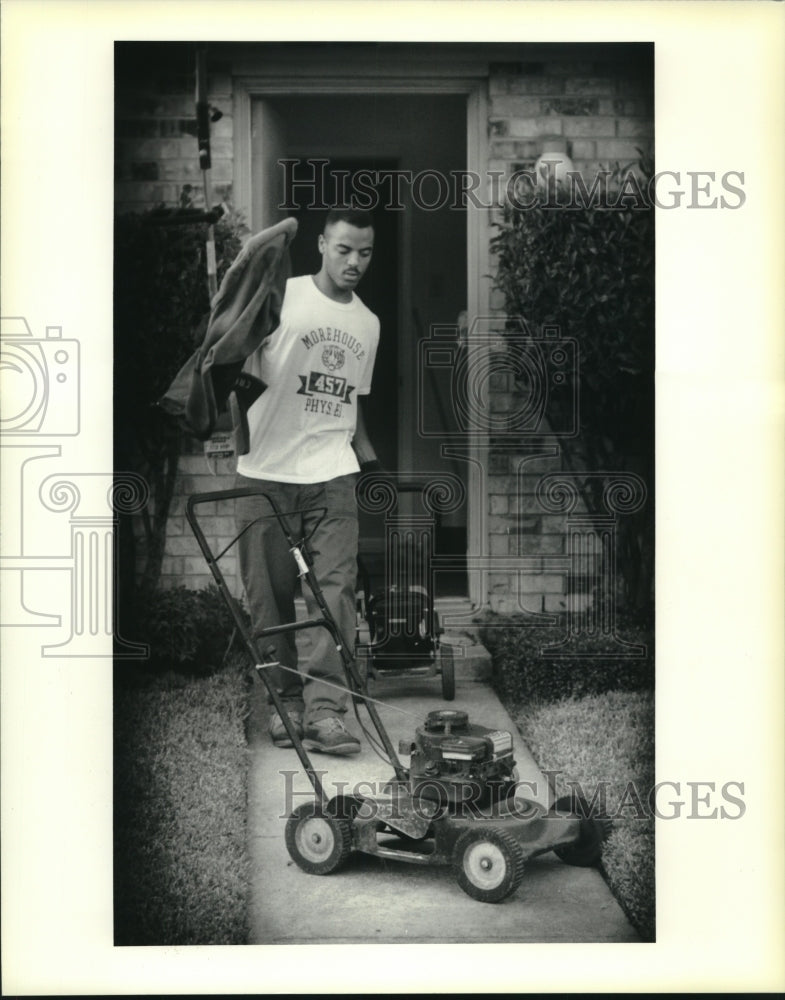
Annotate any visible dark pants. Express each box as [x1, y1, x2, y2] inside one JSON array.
[[235, 473, 358, 725]]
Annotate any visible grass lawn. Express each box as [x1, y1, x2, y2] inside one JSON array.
[[111, 592, 654, 944], [480, 614, 656, 941], [113, 657, 251, 945], [515, 689, 655, 941]]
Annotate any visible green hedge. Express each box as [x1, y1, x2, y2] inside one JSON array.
[[133, 584, 251, 677], [489, 166, 655, 611], [479, 613, 654, 705], [114, 208, 248, 593]]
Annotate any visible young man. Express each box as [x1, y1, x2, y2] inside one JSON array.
[[234, 208, 380, 755]]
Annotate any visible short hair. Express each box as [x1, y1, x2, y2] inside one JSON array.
[[323, 207, 375, 233]]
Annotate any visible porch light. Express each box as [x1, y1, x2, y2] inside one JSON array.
[[534, 137, 574, 189]]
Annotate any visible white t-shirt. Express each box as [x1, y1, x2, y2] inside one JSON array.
[[236, 274, 380, 483]]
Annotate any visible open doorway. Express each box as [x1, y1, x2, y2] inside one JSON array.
[[251, 93, 468, 596]]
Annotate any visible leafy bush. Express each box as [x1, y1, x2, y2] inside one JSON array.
[[134, 584, 250, 677], [114, 207, 248, 420], [114, 209, 247, 595], [491, 170, 654, 413], [490, 163, 654, 610], [479, 613, 654, 705]]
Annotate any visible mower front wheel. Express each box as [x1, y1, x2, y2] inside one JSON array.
[[452, 827, 525, 903], [285, 801, 352, 875]]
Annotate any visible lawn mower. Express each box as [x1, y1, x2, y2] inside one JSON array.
[[356, 480, 455, 701], [186, 485, 611, 904]]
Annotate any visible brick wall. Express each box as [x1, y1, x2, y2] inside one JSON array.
[[115, 44, 235, 214], [127, 436, 241, 596], [161, 440, 240, 596], [486, 56, 653, 184]]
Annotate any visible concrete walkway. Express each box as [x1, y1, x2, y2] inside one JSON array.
[[245, 643, 639, 945]]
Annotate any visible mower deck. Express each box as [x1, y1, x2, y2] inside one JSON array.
[[285, 783, 610, 902]]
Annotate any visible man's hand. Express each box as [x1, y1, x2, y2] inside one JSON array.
[[351, 399, 380, 467]]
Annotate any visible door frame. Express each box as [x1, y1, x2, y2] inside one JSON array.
[[234, 76, 490, 608]]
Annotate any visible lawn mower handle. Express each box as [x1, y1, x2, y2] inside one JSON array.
[[185, 487, 410, 792], [185, 489, 340, 803]]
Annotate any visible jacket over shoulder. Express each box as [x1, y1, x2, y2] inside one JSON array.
[[159, 216, 298, 445]]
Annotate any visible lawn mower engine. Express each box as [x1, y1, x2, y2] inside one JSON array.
[[399, 709, 518, 809]]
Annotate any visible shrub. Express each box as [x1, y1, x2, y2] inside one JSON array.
[[490, 162, 655, 610], [133, 584, 250, 677], [479, 612, 654, 705], [114, 208, 248, 595]]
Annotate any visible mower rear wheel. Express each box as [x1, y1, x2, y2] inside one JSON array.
[[285, 801, 352, 875], [326, 793, 365, 822], [453, 827, 525, 903], [552, 794, 612, 867], [440, 644, 455, 701]]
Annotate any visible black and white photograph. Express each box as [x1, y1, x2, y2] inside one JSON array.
[[112, 38, 656, 948], [2, 1, 783, 995]]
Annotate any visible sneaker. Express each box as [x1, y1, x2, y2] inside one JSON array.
[[269, 709, 303, 748], [302, 716, 361, 756]]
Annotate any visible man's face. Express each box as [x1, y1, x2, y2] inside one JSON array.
[[318, 221, 375, 293]]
